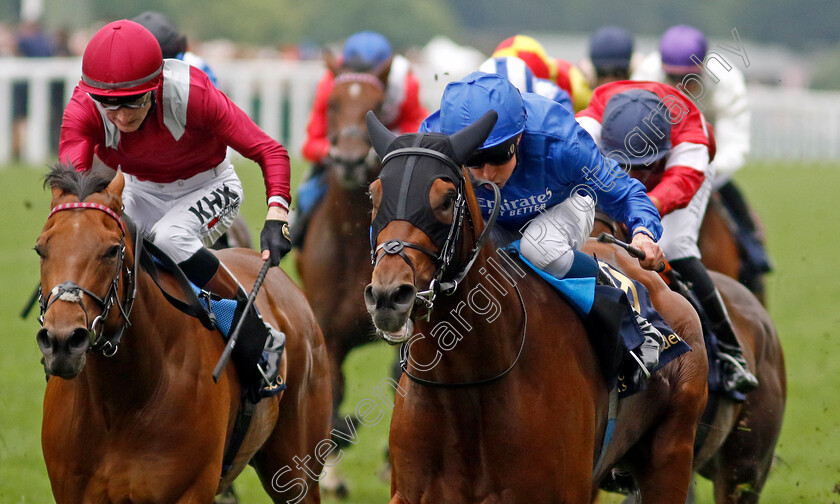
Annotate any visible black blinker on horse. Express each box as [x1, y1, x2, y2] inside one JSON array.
[[366, 110, 502, 315]]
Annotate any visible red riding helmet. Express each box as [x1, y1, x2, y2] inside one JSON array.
[[79, 20, 163, 97]]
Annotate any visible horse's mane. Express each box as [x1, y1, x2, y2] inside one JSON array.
[[44, 164, 112, 201]]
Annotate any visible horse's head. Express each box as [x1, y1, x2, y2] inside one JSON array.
[[324, 48, 389, 188], [363, 110, 498, 343], [35, 167, 132, 378]]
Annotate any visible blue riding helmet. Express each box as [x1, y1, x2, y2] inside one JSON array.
[[599, 89, 671, 167], [589, 26, 634, 70], [439, 71, 526, 149], [342, 31, 392, 71], [660, 25, 707, 75], [478, 56, 536, 94]]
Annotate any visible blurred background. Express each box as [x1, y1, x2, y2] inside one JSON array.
[[1, 0, 840, 165], [1, 0, 839, 503]]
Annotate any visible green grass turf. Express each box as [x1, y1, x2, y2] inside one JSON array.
[[1, 159, 838, 503]]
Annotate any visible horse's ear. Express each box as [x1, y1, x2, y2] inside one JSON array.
[[366, 110, 396, 158], [372, 56, 393, 85], [323, 47, 341, 76], [449, 111, 499, 165], [49, 186, 66, 207], [105, 170, 125, 199]]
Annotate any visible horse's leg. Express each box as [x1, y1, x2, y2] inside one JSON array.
[[251, 397, 332, 504], [711, 389, 784, 503], [636, 384, 707, 504], [251, 346, 332, 503]]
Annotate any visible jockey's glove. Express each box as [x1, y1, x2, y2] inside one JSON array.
[[261, 219, 292, 266]]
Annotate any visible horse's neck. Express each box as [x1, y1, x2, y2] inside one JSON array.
[[324, 171, 374, 220], [410, 246, 525, 383]]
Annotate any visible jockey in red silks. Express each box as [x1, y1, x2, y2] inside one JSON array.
[[633, 25, 770, 278], [58, 20, 291, 397], [577, 80, 759, 394], [292, 31, 428, 245]]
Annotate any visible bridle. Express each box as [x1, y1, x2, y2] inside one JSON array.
[[371, 146, 502, 321], [38, 202, 139, 357], [370, 145, 529, 388]]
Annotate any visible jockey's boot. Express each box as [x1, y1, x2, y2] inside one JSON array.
[[631, 311, 664, 382], [670, 257, 759, 394], [202, 260, 286, 400], [289, 164, 329, 248], [700, 289, 760, 394], [595, 268, 663, 386]]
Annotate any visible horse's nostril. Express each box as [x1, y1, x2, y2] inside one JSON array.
[[392, 284, 417, 309], [36, 328, 53, 354], [67, 328, 91, 353], [364, 284, 377, 309]]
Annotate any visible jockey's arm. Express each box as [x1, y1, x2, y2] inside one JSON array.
[[647, 142, 708, 216], [394, 72, 429, 134], [710, 69, 750, 182], [201, 81, 292, 214], [58, 90, 101, 171], [561, 124, 665, 270], [301, 72, 334, 163]]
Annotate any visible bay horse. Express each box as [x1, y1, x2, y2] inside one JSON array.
[[295, 53, 391, 450], [363, 111, 709, 503], [591, 219, 787, 503], [37, 167, 332, 503], [698, 191, 768, 305]]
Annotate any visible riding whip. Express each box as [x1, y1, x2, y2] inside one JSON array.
[[212, 259, 271, 382]]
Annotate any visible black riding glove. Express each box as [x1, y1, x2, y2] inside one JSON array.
[[260, 219, 292, 266]]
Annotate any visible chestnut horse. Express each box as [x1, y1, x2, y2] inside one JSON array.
[[37, 167, 331, 503], [591, 219, 787, 503], [296, 56, 390, 439], [363, 111, 709, 503]]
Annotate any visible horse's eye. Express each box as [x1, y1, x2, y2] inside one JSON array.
[[441, 193, 455, 211], [33, 245, 44, 259], [104, 245, 121, 259]]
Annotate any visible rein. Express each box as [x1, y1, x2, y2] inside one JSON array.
[[370, 143, 527, 388], [399, 281, 528, 388], [39, 202, 140, 357]]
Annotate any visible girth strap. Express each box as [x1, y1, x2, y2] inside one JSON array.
[[221, 396, 256, 477]]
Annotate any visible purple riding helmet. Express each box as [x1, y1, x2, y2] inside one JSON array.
[[660, 25, 707, 75]]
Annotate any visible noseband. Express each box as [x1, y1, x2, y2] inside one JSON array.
[[39, 202, 139, 357], [371, 146, 502, 320]]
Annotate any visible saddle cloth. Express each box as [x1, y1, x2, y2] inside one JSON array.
[[505, 242, 691, 398]]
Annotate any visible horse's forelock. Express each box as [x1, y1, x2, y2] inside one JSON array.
[[44, 164, 113, 202]]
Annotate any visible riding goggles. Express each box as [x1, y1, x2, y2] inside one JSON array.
[[464, 138, 517, 168], [91, 92, 153, 111]]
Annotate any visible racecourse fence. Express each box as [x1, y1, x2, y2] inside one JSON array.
[[1, 56, 839, 166]]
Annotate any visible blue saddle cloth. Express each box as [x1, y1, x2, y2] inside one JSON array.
[[505, 242, 691, 398]]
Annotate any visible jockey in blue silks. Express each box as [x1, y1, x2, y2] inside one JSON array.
[[420, 71, 668, 383]]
